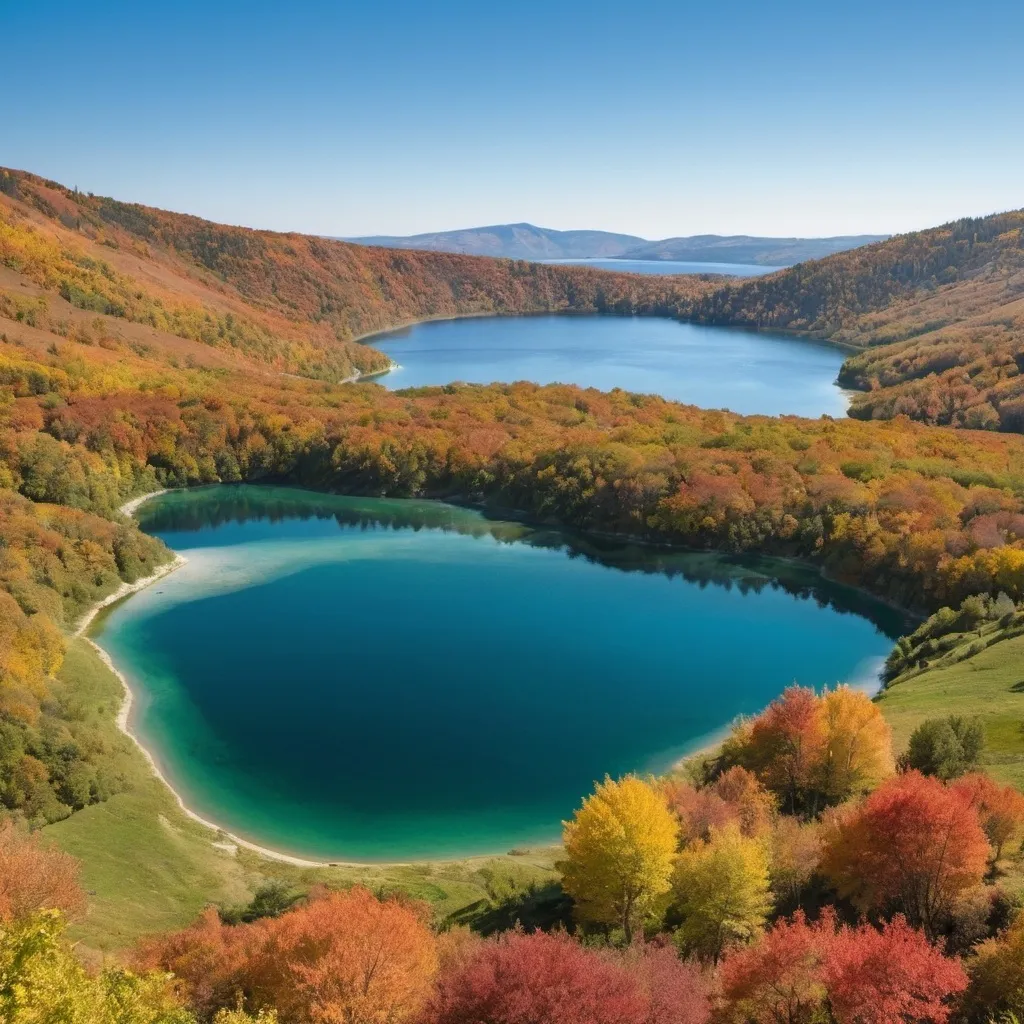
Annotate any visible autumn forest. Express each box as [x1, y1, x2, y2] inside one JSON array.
[[2, 164, 1024, 1023]]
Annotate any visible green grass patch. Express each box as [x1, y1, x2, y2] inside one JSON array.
[[878, 632, 1024, 788]]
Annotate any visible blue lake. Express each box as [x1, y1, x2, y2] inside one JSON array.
[[371, 316, 850, 417], [538, 258, 781, 276], [95, 486, 906, 862]]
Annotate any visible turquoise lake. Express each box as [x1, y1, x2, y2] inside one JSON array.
[[96, 486, 907, 862], [371, 316, 850, 417]]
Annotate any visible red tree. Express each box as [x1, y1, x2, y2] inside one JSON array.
[[820, 771, 989, 937], [422, 930, 708, 1024], [719, 911, 967, 1024], [718, 911, 829, 1024], [824, 914, 968, 1024], [741, 687, 827, 814]]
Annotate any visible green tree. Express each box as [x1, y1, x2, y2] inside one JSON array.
[[672, 823, 772, 962], [904, 716, 984, 780]]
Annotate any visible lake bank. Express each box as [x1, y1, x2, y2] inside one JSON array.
[[90, 485, 903, 863]]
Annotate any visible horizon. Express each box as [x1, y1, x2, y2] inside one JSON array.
[[3, 0, 1022, 240]]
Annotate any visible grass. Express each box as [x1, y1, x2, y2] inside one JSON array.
[[44, 640, 560, 952], [877, 630, 1024, 788]]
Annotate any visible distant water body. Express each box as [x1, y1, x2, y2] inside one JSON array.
[[373, 316, 849, 417], [539, 258, 782, 277], [97, 486, 907, 861]]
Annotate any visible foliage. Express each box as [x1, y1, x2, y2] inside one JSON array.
[[903, 716, 985, 780], [819, 771, 989, 937], [964, 916, 1024, 1021], [561, 775, 678, 941], [0, 820, 84, 923], [135, 886, 438, 1024], [0, 910, 192, 1023], [718, 908, 968, 1024], [951, 772, 1024, 862], [671, 823, 771, 962], [421, 929, 710, 1024], [718, 687, 893, 815], [662, 767, 776, 846]]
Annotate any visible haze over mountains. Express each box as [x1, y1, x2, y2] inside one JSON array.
[[347, 223, 889, 266]]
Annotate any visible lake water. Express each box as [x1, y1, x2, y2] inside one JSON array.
[[539, 258, 781, 277], [96, 486, 906, 861], [371, 316, 850, 417]]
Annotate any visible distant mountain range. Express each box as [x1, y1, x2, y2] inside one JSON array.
[[346, 223, 888, 266]]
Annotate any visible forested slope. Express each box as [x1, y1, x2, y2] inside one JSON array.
[[690, 211, 1024, 430], [0, 168, 710, 384]]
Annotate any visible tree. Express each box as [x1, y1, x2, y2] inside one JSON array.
[[672, 823, 771, 962], [0, 821, 85, 923], [823, 914, 968, 1024], [718, 910, 967, 1024], [662, 767, 775, 848], [964, 916, 1024, 1021], [561, 775, 679, 941], [731, 687, 827, 814], [136, 887, 437, 1024], [717, 911, 828, 1024], [0, 910, 193, 1023], [273, 887, 438, 1024], [818, 686, 894, 802], [422, 930, 709, 1024], [904, 716, 984, 780], [952, 772, 1024, 863], [820, 771, 989, 937], [769, 817, 821, 907]]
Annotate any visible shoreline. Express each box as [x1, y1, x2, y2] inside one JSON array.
[[81, 489, 392, 868], [75, 482, 901, 870]]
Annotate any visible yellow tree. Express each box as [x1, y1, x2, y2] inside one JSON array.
[[672, 823, 772, 962], [561, 775, 679, 941], [819, 686, 894, 803], [0, 910, 193, 1023]]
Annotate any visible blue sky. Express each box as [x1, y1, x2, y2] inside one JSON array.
[[2, 0, 1022, 238]]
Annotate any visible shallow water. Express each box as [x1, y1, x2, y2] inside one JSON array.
[[96, 486, 907, 861], [372, 316, 849, 417]]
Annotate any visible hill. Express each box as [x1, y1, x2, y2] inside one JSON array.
[[348, 223, 646, 260], [619, 233, 887, 265], [687, 210, 1024, 430], [0, 170, 710, 386], [348, 223, 886, 265]]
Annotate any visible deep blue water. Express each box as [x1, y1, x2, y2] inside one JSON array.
[[95, 487, 906, 861], [372, 316, 849, 417]]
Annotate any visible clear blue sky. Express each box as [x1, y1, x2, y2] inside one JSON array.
[[2, 0, 1021, 239]]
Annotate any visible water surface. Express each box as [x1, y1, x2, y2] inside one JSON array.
[[539, 258, 781, 276], [96, 486, 906, 861], [372, 316, 848, 417]]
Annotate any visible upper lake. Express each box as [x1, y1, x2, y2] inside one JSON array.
[[96, 486, 907, 862], [371, 316, 850, 418], [538, 258, 781, 277]]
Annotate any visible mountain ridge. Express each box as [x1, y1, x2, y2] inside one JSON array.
[[347, 222, 888, 265]]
